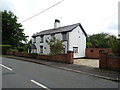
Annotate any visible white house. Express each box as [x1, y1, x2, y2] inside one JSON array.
[[30, 19, 87, 58]]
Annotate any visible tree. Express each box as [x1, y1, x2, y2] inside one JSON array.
[[87, 33, 120, 56], [107, 35, 120, 56], [86, 33, 110, 48], [1, 10, 28, 47], [46, 36, 64, 55]]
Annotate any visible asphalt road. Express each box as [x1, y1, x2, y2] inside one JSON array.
[[1, 57, 120, 89]]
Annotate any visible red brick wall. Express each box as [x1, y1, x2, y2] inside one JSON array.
[[7, 51, 74, 64], [86, 48, 112, 58], [99, 52, 108, 69], [107, 56, 120, 71], [99, 52, 120, 71]]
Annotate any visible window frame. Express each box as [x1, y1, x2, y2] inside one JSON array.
[[73, 47, 78, 53], [62, 32, 67, 41], [40, 35, 44, 43], [33, 37, 36, 43], [40, 46, 43, 53]]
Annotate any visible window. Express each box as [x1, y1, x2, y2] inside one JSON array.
[[73, 47, 78, 53], [33, 37, 36, 43], [62, 32, 67, 41], [51, 34, 55, 37], [40, 35, 44, 43], [40, 46, 43, 53]]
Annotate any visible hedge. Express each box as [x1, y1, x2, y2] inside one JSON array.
[[0, 45, 12, 54]]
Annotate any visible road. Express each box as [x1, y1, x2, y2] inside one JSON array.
[[1, 57, 120, 89]]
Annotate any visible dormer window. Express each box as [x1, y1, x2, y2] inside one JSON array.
[[62, 32, 67, 41], [40, 35, 44, 43], [33, 37, 36, 43], [51, 34, 55, 37]]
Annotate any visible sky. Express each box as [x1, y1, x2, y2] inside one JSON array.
[[0, 0, 119, 40]]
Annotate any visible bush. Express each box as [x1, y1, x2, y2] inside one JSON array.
[[17, 47, 25, 52], [46, 36, 64, 55], [0, 45, 12, 54], [108, 36, 120, 56], [29, 53, 38, 58], [113, 40, 120, 56]]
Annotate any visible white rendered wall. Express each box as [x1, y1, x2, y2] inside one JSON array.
[[69, 26, 86, 58], [32, 33, 68, 54], [55, 33, 67, 53]]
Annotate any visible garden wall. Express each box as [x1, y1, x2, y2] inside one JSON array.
[[86, 48, 112, 58], [99, 52, 120, 71], [7, 51, 74, 64]]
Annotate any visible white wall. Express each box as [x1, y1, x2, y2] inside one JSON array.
[[55, 33, 68, 53], [69, 26, 86, 58], [32, 33, 68, 54], [43, 35, 51, 54], [32, 26, 86, 58]]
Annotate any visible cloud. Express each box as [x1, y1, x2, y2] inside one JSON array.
[[107, 15, 118, 30], [1, 0, 119, 38], [108, 23, 118, 30], [0, 0, 19, 16]]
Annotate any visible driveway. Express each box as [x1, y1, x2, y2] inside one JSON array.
[[74, 59, 99, 68]]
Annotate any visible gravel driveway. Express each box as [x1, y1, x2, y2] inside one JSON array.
[[74, 59, 99, 68]]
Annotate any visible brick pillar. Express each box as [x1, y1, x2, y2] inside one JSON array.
[[99, 51, 108, 69], [67, 51, 74, 64]]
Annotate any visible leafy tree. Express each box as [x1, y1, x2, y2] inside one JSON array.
[[87, 33, 110, 48], [107, 35, 120, 56], [87, 33, 120, 56], [1, 10, 28, 47], [46, 36, 64, 55]]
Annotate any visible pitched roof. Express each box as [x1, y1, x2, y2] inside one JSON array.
[[32, 23, 87, 37]]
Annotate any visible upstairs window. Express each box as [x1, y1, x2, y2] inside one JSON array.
[[62, 32, 67, 41], [73, 47, 78, 53], [51, 34, 55, 37], [33, 37, 36, 43], [40, 35, 44, 43]]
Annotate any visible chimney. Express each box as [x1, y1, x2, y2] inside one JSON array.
[[54, 19, 60, 28]]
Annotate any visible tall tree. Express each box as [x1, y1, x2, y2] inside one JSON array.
[[1, 10, 28, 47], [87, 33, 111, 48]]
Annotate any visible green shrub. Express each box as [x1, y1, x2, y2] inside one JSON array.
[[0, 45, 12, 54], [17, 47, 25, 52], [108, 36, 120, 56], [46, 36, 64, 55], [30, 53, 38, 58]]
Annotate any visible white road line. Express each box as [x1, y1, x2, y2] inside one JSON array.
[[31, 80, 51, 90], [0, 64, 12, 71]]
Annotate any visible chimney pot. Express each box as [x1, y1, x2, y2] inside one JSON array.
[[54, 19, 60, 28]]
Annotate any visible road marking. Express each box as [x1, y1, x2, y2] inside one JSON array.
[[0, 64, 12, 71], [31, 80, 51, 90]]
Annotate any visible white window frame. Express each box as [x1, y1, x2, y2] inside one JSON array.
[[73, 47, 78, 53], [62, 32, 67, 41], [33, 37, 36, 43], [40, 35, 44, 43]]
